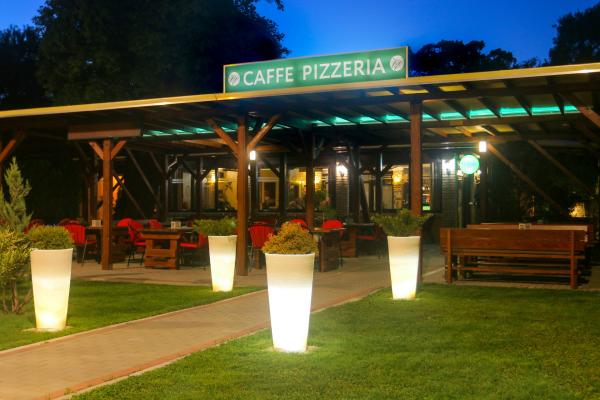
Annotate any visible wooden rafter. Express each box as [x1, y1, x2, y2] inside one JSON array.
[[504, 80, 532, 116], [0, 131, 26, 164], [247, 114, 281, 152], [88, 141, 104, 160], [206, 118, 238, 155], [488, 144, 565, 214], [110, 140, 126, 159], [528, 140, 594, 195], [561, 92, 600, 129]]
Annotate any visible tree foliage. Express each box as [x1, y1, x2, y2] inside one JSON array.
[[0, 158, 32, 233], [0, 229, 31, 314], [0, 26, 48, 110], [34, 0, 288, 104], [411, 40, 517, 76], [549, 2, 600, 65]]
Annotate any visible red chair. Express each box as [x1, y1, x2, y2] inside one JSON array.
[[357, 225, 385, 258], [58, 218, 79, 226], [322, 219, 345, 266], [179, 233, 208, 267], [289, 219, 308, 230], [148, 219, 163, 229], [249, 224, 275, 269], [126, 220, 146, 266], [24, 219, 44, 233], [64, 223, 97, 265]]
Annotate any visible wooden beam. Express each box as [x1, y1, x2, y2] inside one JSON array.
[[279, 153, 287, 220], [0, 132, 26, 165], [488, 144, 565, 215], [410, 102, 423, 215], [110, 140, 126, 160], [528, 140, 594, 195], [207, 118, 238, 155], [126, 148, 162, 210], [69, 122, 141, 140], [236, 116, 249, 276], [183, 139, 225, 149], [261, 156, 280, 178], [112, 168, 147, 219], [89, 141, 104, 160], [247, 114, 281, 152], [101, 139, 113, 270]]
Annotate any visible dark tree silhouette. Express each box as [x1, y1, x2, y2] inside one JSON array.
[[0, 26, 48, 110], [34, 0, 288, 104], [549, 2, 600, 65], [410, 40, 517, 76]]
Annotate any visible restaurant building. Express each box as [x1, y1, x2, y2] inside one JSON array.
[[0, 48, 599, 274]]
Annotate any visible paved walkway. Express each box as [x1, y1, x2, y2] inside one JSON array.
[[0, 260, 391, 400]]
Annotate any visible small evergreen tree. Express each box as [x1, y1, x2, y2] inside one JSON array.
[[0, 158, 32, 232]]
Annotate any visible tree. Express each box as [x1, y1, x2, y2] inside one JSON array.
[[549, 2, 600, 65], [0, 26, 48, 110], [411, 40, 517, 76], [34, 0, 288, 104], [0, 158, 32, 233]]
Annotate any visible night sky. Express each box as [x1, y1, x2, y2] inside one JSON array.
[[1, 0, 598, 62]]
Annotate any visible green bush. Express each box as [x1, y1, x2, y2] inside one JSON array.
[[0, 229, 31, 313], [28, 226, 74, 250], [262, 222, 317, 255], [193, 217, 237, 236], [371, 209, 431, 237]]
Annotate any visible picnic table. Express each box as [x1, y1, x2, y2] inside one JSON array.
[[140, 227, 194, 269]]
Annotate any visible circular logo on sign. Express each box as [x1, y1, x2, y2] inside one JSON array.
[[228, 72, 241, 87], [459, 154, 480, 175], [389, 55, 405, 72]]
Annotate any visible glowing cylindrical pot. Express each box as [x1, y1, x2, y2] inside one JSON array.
[[208, 235, 237, 292], [30, 248, 73, 331], [387, 236, 421, 300], [265, 253, 315, 353]]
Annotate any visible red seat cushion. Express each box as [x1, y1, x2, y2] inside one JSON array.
[[249, 225, 275, 249], [179, 242, 198, 250], [134, 240, 146, 247]]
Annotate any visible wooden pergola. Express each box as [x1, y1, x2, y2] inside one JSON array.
[[1, 62, 599, 274]]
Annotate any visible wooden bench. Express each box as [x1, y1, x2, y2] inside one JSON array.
[[467, 223, 594, 243], [440, 228, 587, 289]]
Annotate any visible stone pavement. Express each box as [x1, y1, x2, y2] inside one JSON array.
[[0, 260, 391, 400]]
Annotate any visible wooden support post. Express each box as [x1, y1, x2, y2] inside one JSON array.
[[101, 139, 113, 270], [163, 154, 170, 218], [410, 102, 423, 216], [0, 131, 26, 167], [479, 155, 488, 222], [250, 155, 259, 220], [488, 144, 565, 215], [279, 153, 287, 220], [375, 151, 383, 213], [348, 146, 361, 221], [236, 117, 249, 276], [197, 157, 203, 213], [328, 161, 336, 212], [306, 132, 315, 230]]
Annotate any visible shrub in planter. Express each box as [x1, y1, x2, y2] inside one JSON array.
[[194, 217, 237, 292], [0, 229, 32, 314], [262, 222, 317, 352], [28, 226, 74, 331], [372, 209, 431, 300]]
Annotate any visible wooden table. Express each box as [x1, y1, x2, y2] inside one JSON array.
[[140, 228, 193, 269], [86, 226, 130, 263], [312, 227, 345, 272]]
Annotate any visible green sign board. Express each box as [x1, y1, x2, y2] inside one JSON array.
[[459, 154, 480, 175], [224, 47, 408, 93]]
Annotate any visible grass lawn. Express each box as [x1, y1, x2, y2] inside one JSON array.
[[0, 280, 258, 351], [77, 284, 600, 400]]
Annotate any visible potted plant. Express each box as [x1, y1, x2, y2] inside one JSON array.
[[372, 209, 431, 300], [262, 222, 318, 353], [194, 217, 237, 292], [28, 225, 74, 331]]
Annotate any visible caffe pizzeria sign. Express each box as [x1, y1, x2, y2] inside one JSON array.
[[224, 47, 408, 93]]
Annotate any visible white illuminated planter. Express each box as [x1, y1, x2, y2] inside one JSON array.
[[30, 248, 73, 331], [387, 236, 421, 300], [208, 235, 237, 292], [265, 253, 315, 353]]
